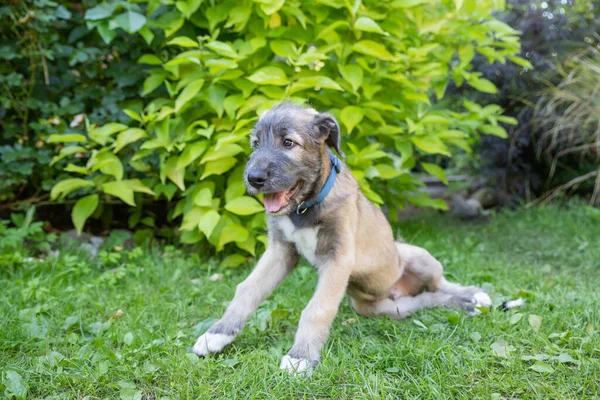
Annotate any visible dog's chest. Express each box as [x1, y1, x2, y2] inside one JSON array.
[[275, 217, 320, 265]]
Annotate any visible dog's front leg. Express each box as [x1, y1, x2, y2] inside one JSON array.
[[193, 241, 298, 357], [280, 253, 353, 376]]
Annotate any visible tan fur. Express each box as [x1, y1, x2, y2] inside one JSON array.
[[193, 104, 491, 373]]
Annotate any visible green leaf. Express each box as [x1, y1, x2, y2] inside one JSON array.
[[354, 17, 388, 35], [114, 128, 147, 153], [177, 141, 208, 169], [247, 67, 288, 86], [205, 41, 238, 58], [497, 115, 518, 125], [90, 151, 123, 181], [47, 133, 87, 143], [114, 11, 146, 34], [421, 162, 448, 184], [4, 370, 27, 399], [85, 3, 114, 20], [218, 224, 249, 250], [181, 208, 203, 231], [468, 78, 498, 94], [391, 0, 431, 8], [207, 85, 227, 117], [289, 76, 344, 94], [201, 157, 237, 179], [509, 313, 523, 325], [257, 0, 285, 15], [340, 106, 364, 133], [338, 65, 363, 93], [236, 235, 256, 256], [176, 0, 202, 18], [166, 156, 185, 190], [175, 79, 205, 112], [72, 194, 99, 234], [508, 55, 533, 70], [490, 340, 511, 358], [142, 74, 166, 96], [289, 76, 343, 94], [201, 144, 244, 163], [138, 54, 163, 65], [123, 109, 142, 121], [412, 136, 451, 156], [528, 314, 542, 332], [221, 254, 247, 268], [270, 40, 298, 58], [479, 124, 507, 138], [375, 164, 401, 179], [89, 122, 128, 145], [199, 210, 220, 237], [102, 181, 135, 206], [139, 26, 154, 45], [225, 196, 264, 215], [64, 163, 88, 175], [352, 40, 393, 60], [224, 95, 245, 119], [51, 179, 94, 200], [166, 36, 199, 47], [553, 353, 579, 365], [127, 179, 155, 196], [194, 188, 213, 207], [530, 361, 554, 374]]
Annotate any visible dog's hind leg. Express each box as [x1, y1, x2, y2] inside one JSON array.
[[351, 291, 478, 319], [392, 243, 492, 312]]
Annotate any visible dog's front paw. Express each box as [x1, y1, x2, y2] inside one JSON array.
[[193, 332, 234, 357], [279, 355, 315, 377]]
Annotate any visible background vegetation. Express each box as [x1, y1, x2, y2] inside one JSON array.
[[3, 0, 528, 256], [1, 0, 599, 254]]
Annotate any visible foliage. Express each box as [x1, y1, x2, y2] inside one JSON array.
[[50, 0, 526, 254], [1, 206, 599, 398], [0, 207, 56, 259], [464, 0, 600, 198], [0, 1, 147, 204], [533, 47, 600, 204]]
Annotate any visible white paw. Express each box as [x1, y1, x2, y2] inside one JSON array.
[[473, 292, 492, 308], [280, 355, 314, 377], [192, 332, 234, 357], [467, 292, 493, 316]]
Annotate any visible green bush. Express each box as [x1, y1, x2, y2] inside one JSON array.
[[533, 47, 600, 204], [0, 1, 147, 204], [50, 0, 527, 257]]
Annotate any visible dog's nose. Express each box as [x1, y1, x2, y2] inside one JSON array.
[[247, 168, 267, 188]]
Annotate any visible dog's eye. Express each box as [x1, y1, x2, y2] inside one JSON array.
[[251, 140, 258, 149], [283, 138, 295, 149]]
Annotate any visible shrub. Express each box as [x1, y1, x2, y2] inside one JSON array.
[[50, 0, 526, 256], [464, 0, 600, 198], [533, 47, 600, 204], [0, 1, 146, 205]]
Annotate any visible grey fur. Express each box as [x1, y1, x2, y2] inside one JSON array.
[[193, 103, 492, 376]]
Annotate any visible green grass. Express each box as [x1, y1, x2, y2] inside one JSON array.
[[1, 205, 600, 399]]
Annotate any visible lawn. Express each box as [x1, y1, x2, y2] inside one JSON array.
[[1, 205, 599, 399]]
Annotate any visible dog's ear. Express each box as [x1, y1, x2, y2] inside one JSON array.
[[315, 112, 345, 157]]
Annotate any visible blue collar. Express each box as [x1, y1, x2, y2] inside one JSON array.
[[296, 150, 342, 215]]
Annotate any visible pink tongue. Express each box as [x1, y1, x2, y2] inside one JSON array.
[[264, 191, 287, 213]]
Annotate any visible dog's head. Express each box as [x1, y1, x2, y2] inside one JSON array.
[[244, 102, 343, 216]]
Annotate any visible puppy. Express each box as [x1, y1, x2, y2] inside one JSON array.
[[193, 103, 491, 375]]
